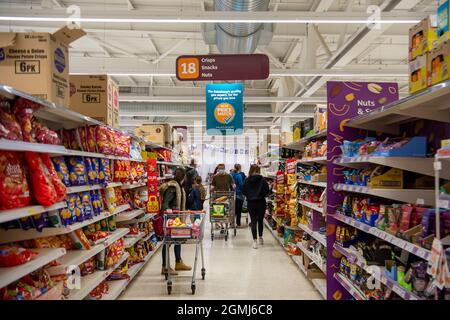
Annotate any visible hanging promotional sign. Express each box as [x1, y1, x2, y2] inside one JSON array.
[[146, 158, 159, 213], [206, 83, 243, 135], [176, 54, 269, 81]]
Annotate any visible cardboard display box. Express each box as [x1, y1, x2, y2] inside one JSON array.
[[281, 132, 293, 146], [438, 0, 450, 44], [69, 74, 119, 128], [134, 123, 172, 146], [409, 54, 428, 94], [0, 27, 85, 106], [428, 40, 450, 86], [409, 16, 438, 61]]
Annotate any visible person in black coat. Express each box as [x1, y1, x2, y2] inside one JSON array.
[[242, 164, 270, 249]]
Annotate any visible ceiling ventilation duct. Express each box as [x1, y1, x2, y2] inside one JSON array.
[[202, 0, 273, 54]]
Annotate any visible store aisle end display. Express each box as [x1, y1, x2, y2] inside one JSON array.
[[261, 15, 450, 300], [0, 86, 169, 300]]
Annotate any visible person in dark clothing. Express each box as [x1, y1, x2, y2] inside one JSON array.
[[184, 159, 199, 208], [231, 164, 245, 227], [187, 178, 204, 211], [242, 164, 270, 249], [160, 167, 192, 275]]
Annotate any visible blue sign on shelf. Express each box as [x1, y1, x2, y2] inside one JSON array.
[[206, 83, 243, 135]]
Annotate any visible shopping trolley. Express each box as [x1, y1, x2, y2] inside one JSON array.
[[209, 191, 236, 241], [163, 210, 206, 295]]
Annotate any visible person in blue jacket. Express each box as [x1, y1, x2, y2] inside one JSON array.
[[232, 164, 246, 228]]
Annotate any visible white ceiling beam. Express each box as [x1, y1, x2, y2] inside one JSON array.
[[119, 96, 326, 103], [126, 0, 136, 11], [152, 37, 188, 64], [313, 25, 332, 59], [90, 36, 151, 64], [313, 0, 334, 12], [336, 0, 353, 49]]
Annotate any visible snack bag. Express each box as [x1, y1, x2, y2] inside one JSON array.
[[96, 126, 113, 155], [25, 151, 57, 207], [95, 249, 106, 271], [51, 157, 71, 187], [107, 216, 116, 232], [41, 153, 66, 201], [98, 158, 111, 184], [91, 158, 100, 184], [67, 156, 88, 186], [61, 129, 71, 149], [74, 194, 84, 223], [86, 126, 97, 152], [68, 129, 80, 150], [18, 216, 33, 230], [69, 229, 91, 250], [81, 192, 94, 220], [0, 151, 30, 210], [32, 118, 60, 145], [76, 127, 88, 151], [13, 98, 37, 143], [60, 194, 76, 226], [32, 213, 46, 232], [0, 103, 23, 141], [104, 187, 116, 214], [90, 190, 102, 215], [84, 157, 98, 185], [0, 245, 38, 267]]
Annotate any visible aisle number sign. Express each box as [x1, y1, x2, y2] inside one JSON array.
[[176, 54, 269, 81], [206, 83, 243, 135]]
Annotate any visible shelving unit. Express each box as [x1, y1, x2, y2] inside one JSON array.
[[333, 243, 424, 300], [333, 273, 367, 300], [0, 201, 67, 224], [297, 223, 326, 247], [283, 130, 327, 151], [298, 200, 324, 214], [67, 252, 130, 300], [124, 232, 145, 248], [100, 242, 162, 300], [298, 180, 327, 188], [47, 229, 129, 276], [0, 248, 66, 288], [345, 79, 450, 134], [334, 156, 450, 179], [296, 242, 326, 273], [331, 213, 430, 260], [333, 183, 435, 206], [297, 156, 327, 164], [115, 209, 145, 222]]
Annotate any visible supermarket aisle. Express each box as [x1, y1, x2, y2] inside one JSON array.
[[120, 220, 321, 300]]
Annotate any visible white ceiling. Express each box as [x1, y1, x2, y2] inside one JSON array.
[[0, 0, 438, 131]]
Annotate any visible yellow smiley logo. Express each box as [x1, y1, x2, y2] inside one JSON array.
[[214, 103, 236, 124]]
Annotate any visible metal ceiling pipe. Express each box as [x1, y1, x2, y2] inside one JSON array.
[[214, 0, 271, 54]]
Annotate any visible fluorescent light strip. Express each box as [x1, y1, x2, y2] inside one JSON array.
[[0, 16, 419, 24]]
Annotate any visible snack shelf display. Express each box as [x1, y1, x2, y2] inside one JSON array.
[[297, 223, 326, 247], [67, 252, 130, 300], [331, 213, 430, 260], [0, 206, 129, 244], [333, 243, 424, 300], [296, 242, 326, 273], [0, 83, 163, 300], [263, 219, 284, 245], [298, 200, 324, 215], [298, 180, 327, 188], [124, 232, 145, 248], [0, 248, 66, 288], [121, 213, 157, 225], [115, 209, 145, 223], [0, 201, 67, 224], [344, 79, 450, 134], [101, 242, 162, 300], [333, 183, 435, 207], [284, 130, 327, 151], [48, 228, 129, 275], [334, 156, 450, 180], [297, 156, 327, 165], [333, 272, 367, 300]]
